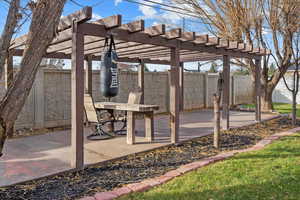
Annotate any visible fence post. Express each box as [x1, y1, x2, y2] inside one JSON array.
[[34, 68, 45, 129], [231, 75, 235, 106], [204, 72, 208, 108]]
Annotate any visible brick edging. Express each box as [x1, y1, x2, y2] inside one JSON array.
[[80, 126, 300, 200]]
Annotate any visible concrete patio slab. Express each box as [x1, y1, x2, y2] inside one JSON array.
[[0, 110, 275, 187]]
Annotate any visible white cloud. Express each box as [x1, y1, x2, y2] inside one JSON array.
[[115, 0, 123, 6], [138, 0, 163, 19], [92, 13, 102, 21]]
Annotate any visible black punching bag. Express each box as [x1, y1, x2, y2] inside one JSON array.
[[100, 35, 119, 98]]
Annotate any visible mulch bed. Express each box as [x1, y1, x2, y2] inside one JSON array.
[[1, 117, 299, 200]]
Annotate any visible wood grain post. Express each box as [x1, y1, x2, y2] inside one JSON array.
[[4, 53, 13, 90], [127, 111, 135, 144], [138, 60, 145, 104], [213, 94, 221, 148], [255, 58, 262, 122], [85, 55, 92, 95], [179, 62, 184, 111], [145, 111, 154, 142], [222, 55, 230, 130], [71, 22, 85, 169], [169, 47, 180, 144]]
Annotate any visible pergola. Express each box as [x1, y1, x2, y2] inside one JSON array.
[[8, 7, 269, 169]]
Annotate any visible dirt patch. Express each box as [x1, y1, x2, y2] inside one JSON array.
[[0, 117, 298, 200]]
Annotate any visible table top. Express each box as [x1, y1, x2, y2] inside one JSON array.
[[94, 102, 159, 112]]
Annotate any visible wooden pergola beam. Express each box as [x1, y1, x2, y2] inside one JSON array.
[[10, 6, 92, 49], [93, 15, 122, 28], [217, 39, 229, 48], [222, 55, 230, 130], [206, 37, 219, 46], [165, 28, 182, 39], [128, 48, 215, 57], [194, 34, 208, 44], [71, 22, 85, 169], [79, 23, 262, 59], [169, 47, 180, 144], [58, 6, 92, 31], [121, 20, 144, 32], [180, 31, 196, 41], [255, 58, 262, 122], [144, 24, 165, 36]]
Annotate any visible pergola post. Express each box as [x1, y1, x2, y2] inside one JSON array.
[[255, 58, 262, 122], [222, 55, 230, 130], [71, 22, 85, 169], [85, 55, 93, 95], [169, 47, 180, 143], [5, 53, 13, 90], [179, 62, 184, 111], [138, 60, 145, 104]]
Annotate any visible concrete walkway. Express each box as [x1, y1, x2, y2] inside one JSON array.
[[0, 110, 275, 187]]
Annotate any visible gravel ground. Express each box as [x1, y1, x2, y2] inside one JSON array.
[[0, 117, 298, 200]]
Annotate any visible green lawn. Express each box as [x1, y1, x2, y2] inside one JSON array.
[[119, 133, 300, 200], [242, 103, 300, 117]]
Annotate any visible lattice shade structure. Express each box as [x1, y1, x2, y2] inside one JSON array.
[[7, 7, 268, 170], [10, 7, 269, 64]]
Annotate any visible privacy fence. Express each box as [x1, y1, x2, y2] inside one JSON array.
[[0, 69, 254, 130]]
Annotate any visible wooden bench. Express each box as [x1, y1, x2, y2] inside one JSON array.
[[94, 102, 159, 144]]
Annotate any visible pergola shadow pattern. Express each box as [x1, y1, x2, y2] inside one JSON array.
[[8, 7, 268, 169]]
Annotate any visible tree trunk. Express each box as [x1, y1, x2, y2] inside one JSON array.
[[261, 86, 274, 111], [0, 0, 20, 78], [292, 93, 297, 126], [0, 0, 66, 156]]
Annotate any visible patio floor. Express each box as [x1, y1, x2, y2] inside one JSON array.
[[0, 110, 276, 187]]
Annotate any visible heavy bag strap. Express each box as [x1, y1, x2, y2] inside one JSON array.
[[109, 34, 116, 52], [104, 36, 109, 49]]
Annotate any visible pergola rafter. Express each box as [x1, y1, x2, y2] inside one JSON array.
[[7, 7, 267, 170]]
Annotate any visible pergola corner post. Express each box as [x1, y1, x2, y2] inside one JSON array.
[[255, 58, 262, 122], [138, 59, 145, 104], [85, 55, 93, 95], [71, 21, 85, 169], [169, 47, 180, 144], [179, 62, 184, 111], [222, 55, 230, 130], [4, 52, 13, 90]]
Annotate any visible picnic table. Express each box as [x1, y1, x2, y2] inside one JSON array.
[[94, 102, 159, 144]]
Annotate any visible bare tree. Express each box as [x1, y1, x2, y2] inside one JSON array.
[[0, 0, 20, 79], [0, 0, 67, 156], [170, 0, 300, 111], [282, 31, 300, 125]]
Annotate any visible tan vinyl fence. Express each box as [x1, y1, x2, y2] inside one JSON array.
[[0, 69, 254, 130]]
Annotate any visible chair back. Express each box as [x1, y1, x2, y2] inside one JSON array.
[[84, 94, 98, 123], [127, 92, 142, 104]]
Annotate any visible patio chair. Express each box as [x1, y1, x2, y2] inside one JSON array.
[[84, 92, 142, 140], [84, 94, 114, 140]]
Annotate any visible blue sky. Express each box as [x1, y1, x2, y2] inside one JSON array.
[[0, 0, 275, 71]]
